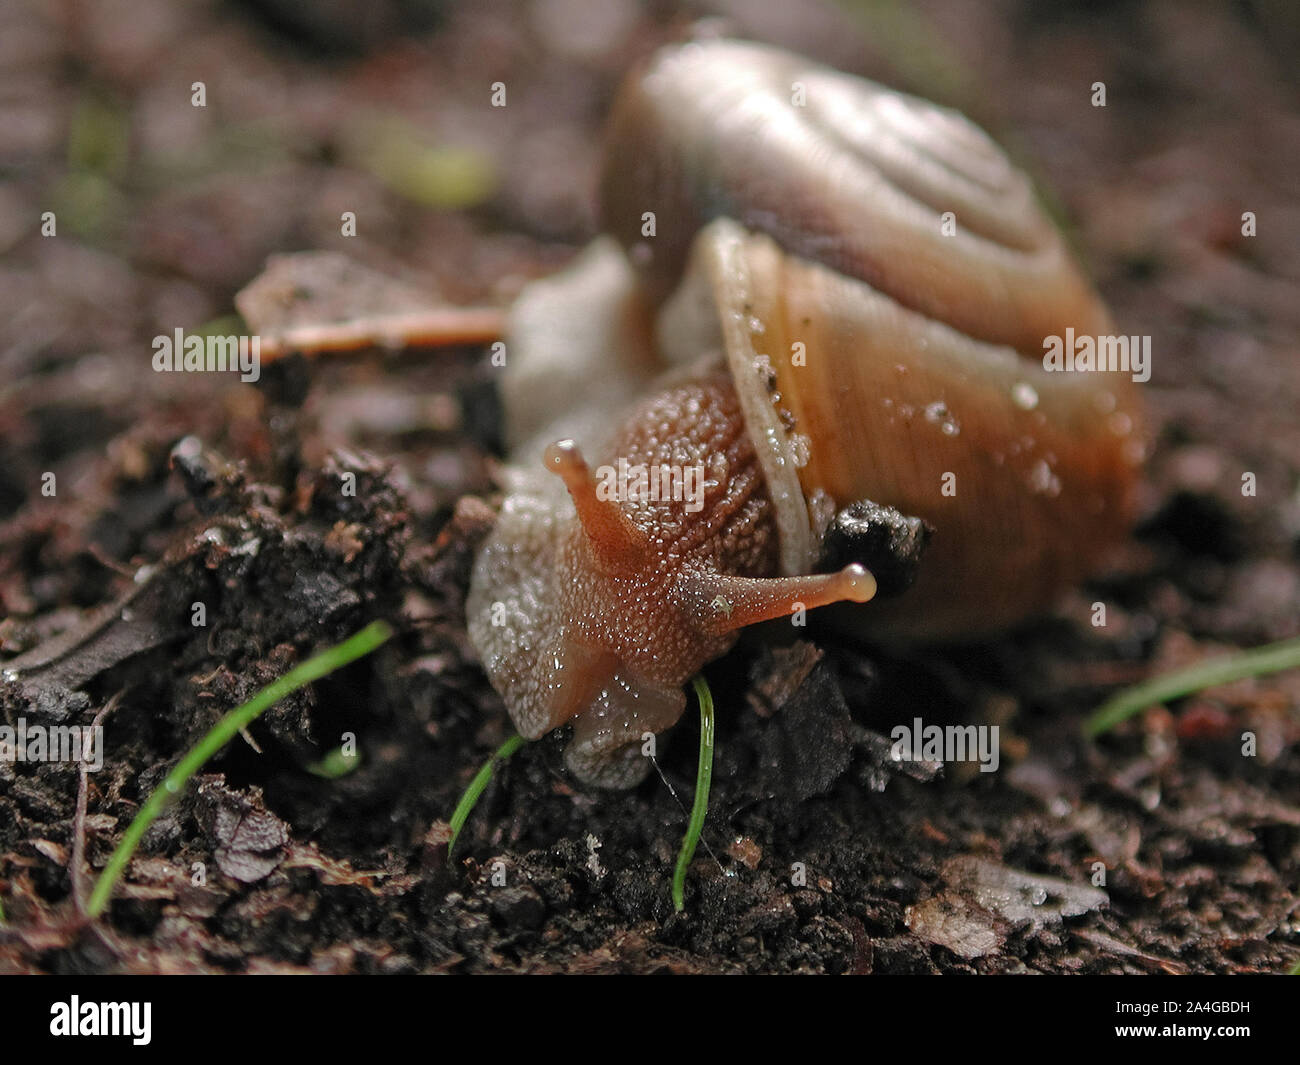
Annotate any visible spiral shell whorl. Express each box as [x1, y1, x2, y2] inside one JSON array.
[[600, 39, 1111, 355]]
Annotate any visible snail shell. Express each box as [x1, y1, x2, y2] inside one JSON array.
[[467, 40, 1144, 787]]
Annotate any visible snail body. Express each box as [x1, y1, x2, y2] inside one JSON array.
[[466, 40, 1144, 787]]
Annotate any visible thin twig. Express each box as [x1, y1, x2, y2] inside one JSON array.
[[258, 308, 506, 363], [70, 691, 123, 915]]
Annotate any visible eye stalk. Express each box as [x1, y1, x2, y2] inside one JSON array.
[[678, 565, 876, 639], [543, 439, 650, 574]]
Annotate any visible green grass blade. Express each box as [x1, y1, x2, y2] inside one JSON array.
[[86, 619, 393, 919], [1085, 635, 1300, 738], [672, 675, 715, 913], [447, 733, 526, 857], [304, 745, 361, 779]]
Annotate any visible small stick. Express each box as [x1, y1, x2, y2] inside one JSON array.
[[71, 691, 123, 914], [258, 308, 506, 363]]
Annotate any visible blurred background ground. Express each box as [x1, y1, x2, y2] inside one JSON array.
[[0, 0, 1297, 973]]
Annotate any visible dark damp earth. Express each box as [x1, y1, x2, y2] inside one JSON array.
[[1, 1, 1297, 973]]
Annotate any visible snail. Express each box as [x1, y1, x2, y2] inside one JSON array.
[[464, 39, 1144, 788]]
